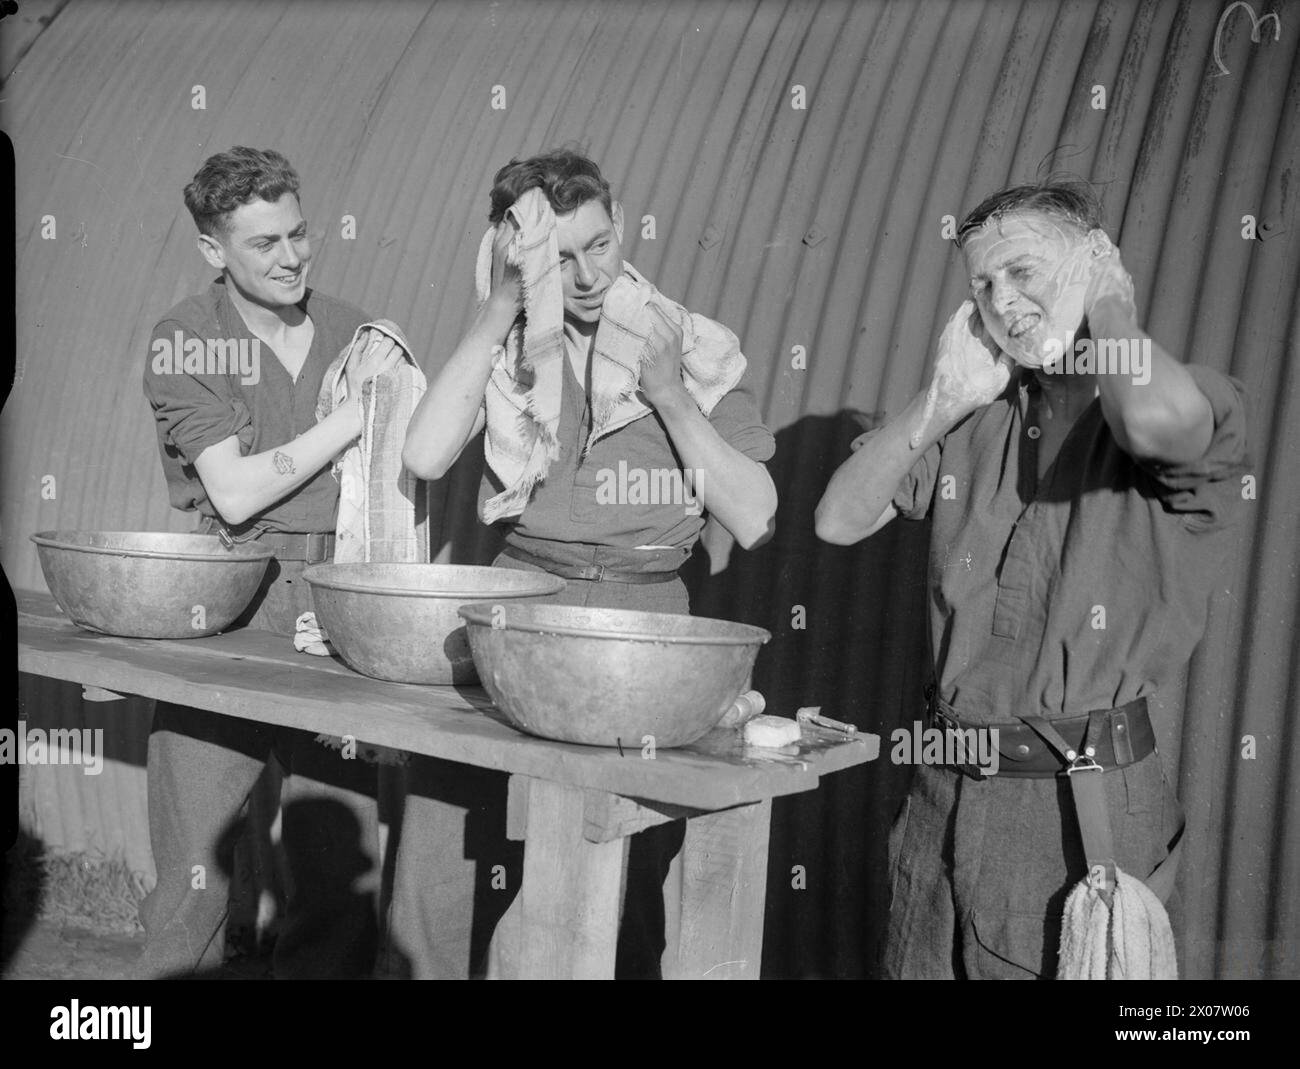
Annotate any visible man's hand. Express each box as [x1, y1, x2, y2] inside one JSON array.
[[345, 327, 403, 401], [486, 218, 524, 325], [1080, 237, 1137, 322], [1081, 235, 1212, 464], [921, 300, 1015, 432], [638, 303, 687, 408]]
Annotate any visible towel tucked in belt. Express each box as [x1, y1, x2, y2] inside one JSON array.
[[474, 187, 747, 524], [1058, 867, 1178, 979], [307, 319, 429, 765]]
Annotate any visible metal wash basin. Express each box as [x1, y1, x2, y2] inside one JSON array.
[[458, 602, 770, 748], [31, 530, 273, 638], [304, 563, 565, 685]]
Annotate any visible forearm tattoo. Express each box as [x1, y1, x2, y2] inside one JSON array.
[[273, 450, 296, 476]]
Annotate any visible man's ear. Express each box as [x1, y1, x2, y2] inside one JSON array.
[[1085, 228, 1115, 258], [612, 201, 625, 244], [197, 232, 226, 271]]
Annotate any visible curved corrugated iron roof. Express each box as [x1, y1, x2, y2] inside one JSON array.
[[3, 0, 1296, 978]]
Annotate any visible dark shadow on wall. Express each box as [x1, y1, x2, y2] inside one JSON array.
[[683, 409, 934, 979]]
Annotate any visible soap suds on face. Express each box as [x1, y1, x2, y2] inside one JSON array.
[[963, 212, 1097, 370]]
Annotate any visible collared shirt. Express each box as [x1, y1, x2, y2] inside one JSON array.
[[892, 364, 1248, 723], [142, 278, 370, 534], [483, 322, 775, 556]]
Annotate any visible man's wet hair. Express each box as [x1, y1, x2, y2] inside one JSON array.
[[183, 147, 301, 238], [488, 149, 613, 224], [955, 180, 1104, 248]]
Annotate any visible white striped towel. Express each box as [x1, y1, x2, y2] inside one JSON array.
[[317, 319, 430, 565], [474, 187, 747, 524]]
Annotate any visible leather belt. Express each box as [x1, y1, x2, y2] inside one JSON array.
[[500, 544, 680, 584], [927, 687, 1173, 906], [217, 526, 335, 564], [927, 687, 1154, 779]]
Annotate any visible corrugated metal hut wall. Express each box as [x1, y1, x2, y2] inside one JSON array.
[[3, 0, 1296, 978]]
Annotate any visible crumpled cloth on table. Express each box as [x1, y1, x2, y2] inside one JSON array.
[[294, 611, 331, 656]]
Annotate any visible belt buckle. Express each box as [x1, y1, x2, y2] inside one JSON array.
[[305, 533, 330, 566], [587, 562, 606, 582], [216, 528, 236, 551], [1066, 752, 1103, 775]]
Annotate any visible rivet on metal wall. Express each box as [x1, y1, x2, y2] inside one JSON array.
[[803, 225, 826, 247], [699, 225, 722, 251], [1258, 219, 1284, 241]]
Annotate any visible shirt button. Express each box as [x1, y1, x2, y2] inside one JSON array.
[[1026, 426, 1041, 439]]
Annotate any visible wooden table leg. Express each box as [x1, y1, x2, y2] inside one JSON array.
[[661, 798, 771, 980], [488, 776, 628, 979]]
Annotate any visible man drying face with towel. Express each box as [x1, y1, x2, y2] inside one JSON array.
[[399, 149, 777, 978], [404, 148, 776, 577]]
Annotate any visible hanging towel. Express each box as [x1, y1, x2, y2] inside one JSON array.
[[473, 187, 747, 524], [308, 319, 430, 766], [316, 319, 430, 564], [1058, 867, 1179, 979]]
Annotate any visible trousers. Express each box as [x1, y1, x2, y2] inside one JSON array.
[[132, 555, 381, 979], [881, 752, 1185, 979]]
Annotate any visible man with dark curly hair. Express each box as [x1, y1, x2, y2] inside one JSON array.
[[138, 146, 402, 978]]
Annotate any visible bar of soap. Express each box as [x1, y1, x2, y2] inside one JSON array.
[[744, 715, 801, 748]]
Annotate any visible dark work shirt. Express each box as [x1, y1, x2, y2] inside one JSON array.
[[142, 278, 369, 534], [484, 322, 776, 553], [892, 363, 1248, 723]]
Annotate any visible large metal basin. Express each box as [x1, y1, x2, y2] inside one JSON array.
[[30, 530, 274, 638], [458, 602, 771, 748], [303, 563, 566, 684]]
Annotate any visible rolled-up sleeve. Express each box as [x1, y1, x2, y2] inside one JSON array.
[[893, 439, 943, 520], [1139, 364, 1249, 533], [847, 423, 942, 522], [706, 371, 776, 463], [142, 320, 254, 465]]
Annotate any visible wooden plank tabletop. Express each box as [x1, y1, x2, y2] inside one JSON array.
[[17, 591, 878, 811]]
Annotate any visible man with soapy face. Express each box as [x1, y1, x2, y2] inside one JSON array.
[[816, 183, 1248, 978], [396, 150, 777, 978]]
